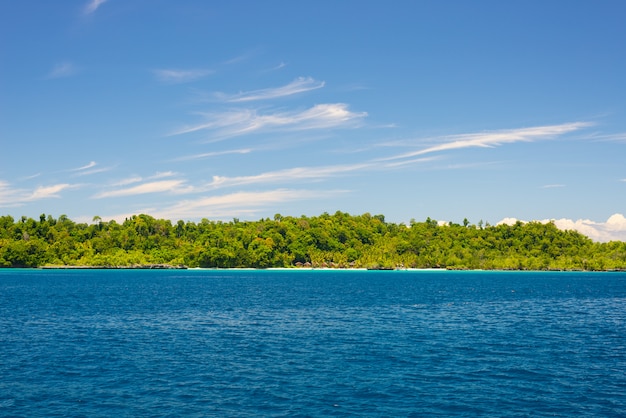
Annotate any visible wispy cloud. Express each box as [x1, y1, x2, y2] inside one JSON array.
[[587, 132, 626, 143], [221, 50, 260, 66], [84, 0, 107, 15], [208, 163, 371, 189], [200, 157, 443, 192], [174, 148, 252, 161], [542, 184, 566, 189], [84, 167, 112, 176], [95, 189, 346, 224], [172, 103, 367, 140], [107, 172, 178, 188], [380, 156, 440, 169], [21, 173, 41, 181], [29, 184, 76, 200], [46, 62, 78, 79], [111, 176, 143, 187], [202, 156, 445, 191], [0, 180, 24, 207], [0, 181, 79, 207], [93, 179, 191, 199], [150, 189, 347, 220], [153, 69, 214, 84], [151, 171, 177, 179], [270, 62, 287, 71], [71, 161, 97, 171], [68, 161, 112, 176], [216, 77, 325, 102], [381, 122, 593, 161]]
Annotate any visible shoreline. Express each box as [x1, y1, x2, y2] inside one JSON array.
[[19, 265, 625, 273], [39, 264, 188, 270]]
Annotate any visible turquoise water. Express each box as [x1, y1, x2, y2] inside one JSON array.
[[1, 269, 625, 417]]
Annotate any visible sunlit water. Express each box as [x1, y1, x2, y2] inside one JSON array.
[[1, 269, 625, 417]]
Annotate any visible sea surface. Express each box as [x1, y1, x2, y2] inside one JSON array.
[[1, 269, 625, 417]]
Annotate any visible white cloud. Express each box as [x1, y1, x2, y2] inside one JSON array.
[[588, 132, 626, 143], [382, 156, 440, 168], [0, 181, 24, 207], [46, 62, 78, 79], [497, 218, 523, 226], [151, 171, 177, 179], [199, 157, 442, 192], [172, 103, 367, 140], [72, 161, 97, 171], [29, 184, 75, 200], [175, 148, 252, 161], [150, 189, 347, 220], [542, 184, 566, 189], [270, 62, 287, 71], [606, 213, 626, 230], [381, 122, 593, 161], [0, 181, 79, 206], [105, 172, 179, 190], [68, 161, 113, 177], [153, 69, 213, 84], [217, 77, 325, 102], [84, 0, 107, 15], [498, 214, 626, 242], [111, 176, 143, 187], [93, 179, 191, 199], [208, 163, 371, 189], [21, 173, 41, 181], [221, 50, 259, 66], [551, 214, 626, 243]]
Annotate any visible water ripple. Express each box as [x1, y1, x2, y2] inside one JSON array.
[[1, 270, 625, 416]]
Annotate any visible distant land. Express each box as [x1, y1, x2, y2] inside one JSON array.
[[1, 212, 625, 271]]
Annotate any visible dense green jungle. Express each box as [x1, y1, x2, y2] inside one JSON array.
[[1, 212, 625, 271]]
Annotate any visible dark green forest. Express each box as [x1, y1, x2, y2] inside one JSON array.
[[1, 212, 625, 270]]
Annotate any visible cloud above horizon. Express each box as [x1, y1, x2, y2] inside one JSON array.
[[84, 0, 107, 15], [0, 181, 80, 207], [174, 148, 252, 162], [172, 103, 367, 140], [153, 69, 214, 84], [551, 213, 626, 243], [29, 184, 77, 200], [216, 77, 325, 102], [67, 161, 112, 177], [499, 213, 626, 243], [83, 189, 349, 223], [72, 161, 97, 171], [170, 121, 597, 195], [382, 122, 593, 161], [149, 188, 348, 221], [46, 62, 79, 79], [93, 178, 191, 199], [208, 163, 372, 189]]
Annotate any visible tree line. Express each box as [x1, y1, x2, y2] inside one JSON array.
[[0, 212, 625, 271]]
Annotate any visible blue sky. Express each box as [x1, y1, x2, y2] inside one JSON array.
[[1, 0, 625, 241]]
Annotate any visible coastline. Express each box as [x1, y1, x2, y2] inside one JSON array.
[[40, 264, 188, 270], [24, 265, 625, 272]]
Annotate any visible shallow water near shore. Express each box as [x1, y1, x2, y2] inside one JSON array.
[[1, 269, 625, 416]]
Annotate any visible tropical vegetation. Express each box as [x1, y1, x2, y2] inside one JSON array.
[[0, 212, 625, 271]]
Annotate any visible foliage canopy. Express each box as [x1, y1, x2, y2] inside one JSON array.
[[1, 212, 625, 271]]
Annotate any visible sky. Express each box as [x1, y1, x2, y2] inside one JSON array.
[[1, 0, 626, 242]]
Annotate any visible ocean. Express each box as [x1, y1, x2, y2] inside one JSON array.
[[1, 269, 625, 417]]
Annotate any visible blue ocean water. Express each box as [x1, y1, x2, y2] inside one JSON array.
[[1, 269, 625, 417]]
